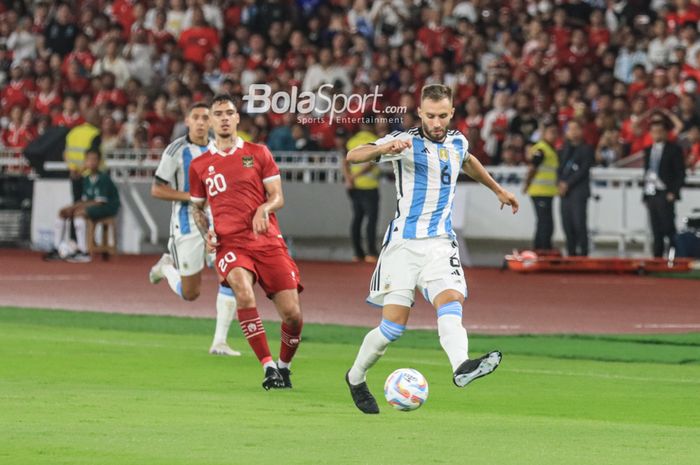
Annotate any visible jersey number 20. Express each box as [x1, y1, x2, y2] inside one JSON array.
[[218, 251, 236, 274], [206, 174, 227, 197]]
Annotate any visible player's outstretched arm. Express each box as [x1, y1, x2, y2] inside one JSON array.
[[151, 179, 190, 202], [462, 154, 519, 214], [347, 140, 411, 163]]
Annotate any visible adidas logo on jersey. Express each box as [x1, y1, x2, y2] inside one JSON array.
[[451, 270, 461, 276]]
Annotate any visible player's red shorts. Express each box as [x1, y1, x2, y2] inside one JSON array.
[[216, 242, 303, 298]]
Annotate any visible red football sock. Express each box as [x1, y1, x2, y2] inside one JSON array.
[[279, 320, 303, 365], [238, 307, 273, 365]]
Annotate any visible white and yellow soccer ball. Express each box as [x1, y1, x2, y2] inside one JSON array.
[[384, 368, 429, 411]]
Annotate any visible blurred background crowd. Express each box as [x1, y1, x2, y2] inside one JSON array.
[[0, 0, 699, 169]]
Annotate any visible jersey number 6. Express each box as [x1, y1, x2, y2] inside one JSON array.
[[218, 251, 236, 274], [206, 174, 227, 197]]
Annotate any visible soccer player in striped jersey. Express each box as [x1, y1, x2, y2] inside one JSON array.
[[345, 84, 519, 414], [148, 102, 240, 357]]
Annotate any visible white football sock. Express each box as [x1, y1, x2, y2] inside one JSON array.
[[277, 359, 290, 369], [73, 217, 87, 253], [213, 286, 236, 345], [347, 327, 392, 385], [438, 314, 469, 372], [162, 263, 182, 296], [53, 218, 68, 249]]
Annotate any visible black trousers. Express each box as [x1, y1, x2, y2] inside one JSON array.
[[71, 176, 83, 202], [560, 190, 589, 256], [349, 188, 379, 258], [531, 196, 554, 250], [645, 193, 676, 258]]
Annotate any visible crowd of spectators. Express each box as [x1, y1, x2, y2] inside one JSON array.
[[0, 0, 699, 169]]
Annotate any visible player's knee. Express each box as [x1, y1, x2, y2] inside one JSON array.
[[281, 306, 302, 328], [379, 318, 406, 342], [181, 289, 200, 301], [233, 287, 256, 307], [432, 289, 464, 309]]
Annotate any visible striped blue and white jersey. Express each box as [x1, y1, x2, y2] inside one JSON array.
[[155, 135, 211, 236], [374, 127, 469, 244]]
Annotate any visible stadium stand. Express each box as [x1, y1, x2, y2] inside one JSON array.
[[0, 0, 697, 173]]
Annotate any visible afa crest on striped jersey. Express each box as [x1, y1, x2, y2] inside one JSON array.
[[373, 128, 469, 244]]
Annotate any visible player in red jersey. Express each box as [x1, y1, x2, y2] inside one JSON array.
[[189, 94, 303, 390]]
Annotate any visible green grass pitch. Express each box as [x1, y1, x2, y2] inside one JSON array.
[[1, 307, 699, 465]]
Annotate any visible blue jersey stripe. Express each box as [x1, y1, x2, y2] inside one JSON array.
[[428, 142, 452, 235], [179, 147, 193, 234], [403, 138, 428, 239]]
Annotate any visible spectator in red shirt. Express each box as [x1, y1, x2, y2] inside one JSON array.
[[177, 6, 220, 69], [416, 8, 448, 58], [456, 95, 484, 134], [111, 0, 137, 37], [63, 59, 91, 95], [32, 74, 62, 115], [587, 9, 610, 54], [559, 29, 593, 76], [62, 33, 95, 75], [52, 94, 85, 128], [93, 72, 128, 109], [551, 7, 571, 52], [2, 105, 34, 149], [627, 64, 648, 99], [644, 67, 679, 110], [144, 93, 175, 140], [148, 9, 174, 54], [666, 0, 700, 31], [2, 64, 34, 113]]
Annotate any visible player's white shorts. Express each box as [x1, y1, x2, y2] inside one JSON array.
[[168, 232, 205, 277], [367, 235, 468, 308]]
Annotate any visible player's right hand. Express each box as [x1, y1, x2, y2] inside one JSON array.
[[205, 230, 218, 252], [382, 139, 411, 155]]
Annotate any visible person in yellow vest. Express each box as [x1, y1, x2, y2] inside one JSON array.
[[523, 120, 559, 250], [343, 123, 381, 263], [63, 109, 102, 201]]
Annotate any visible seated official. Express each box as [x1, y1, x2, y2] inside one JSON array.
[[44, 149, 120, 263]]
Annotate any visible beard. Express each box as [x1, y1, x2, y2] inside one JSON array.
[[422, 122, 447, 142]]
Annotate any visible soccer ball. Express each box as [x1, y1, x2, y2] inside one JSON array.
[[384, 368, 429, 411]]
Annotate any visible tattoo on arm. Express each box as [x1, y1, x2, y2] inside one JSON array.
[[192, 204, 209, 238]]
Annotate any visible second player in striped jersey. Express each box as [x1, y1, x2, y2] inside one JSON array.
[[148, 102, 240, 356]]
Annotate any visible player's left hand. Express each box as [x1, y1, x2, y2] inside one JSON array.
[[252, 206, 270, 235], [497, 189, 519, 214]]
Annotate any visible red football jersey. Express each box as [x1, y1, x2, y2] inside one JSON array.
[[189, 138, 283, 250]]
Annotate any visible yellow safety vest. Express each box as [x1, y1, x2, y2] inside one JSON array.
[[64, 123, 100, 171], [527, 140, 559, 197], [347, 130, 380, 190]]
